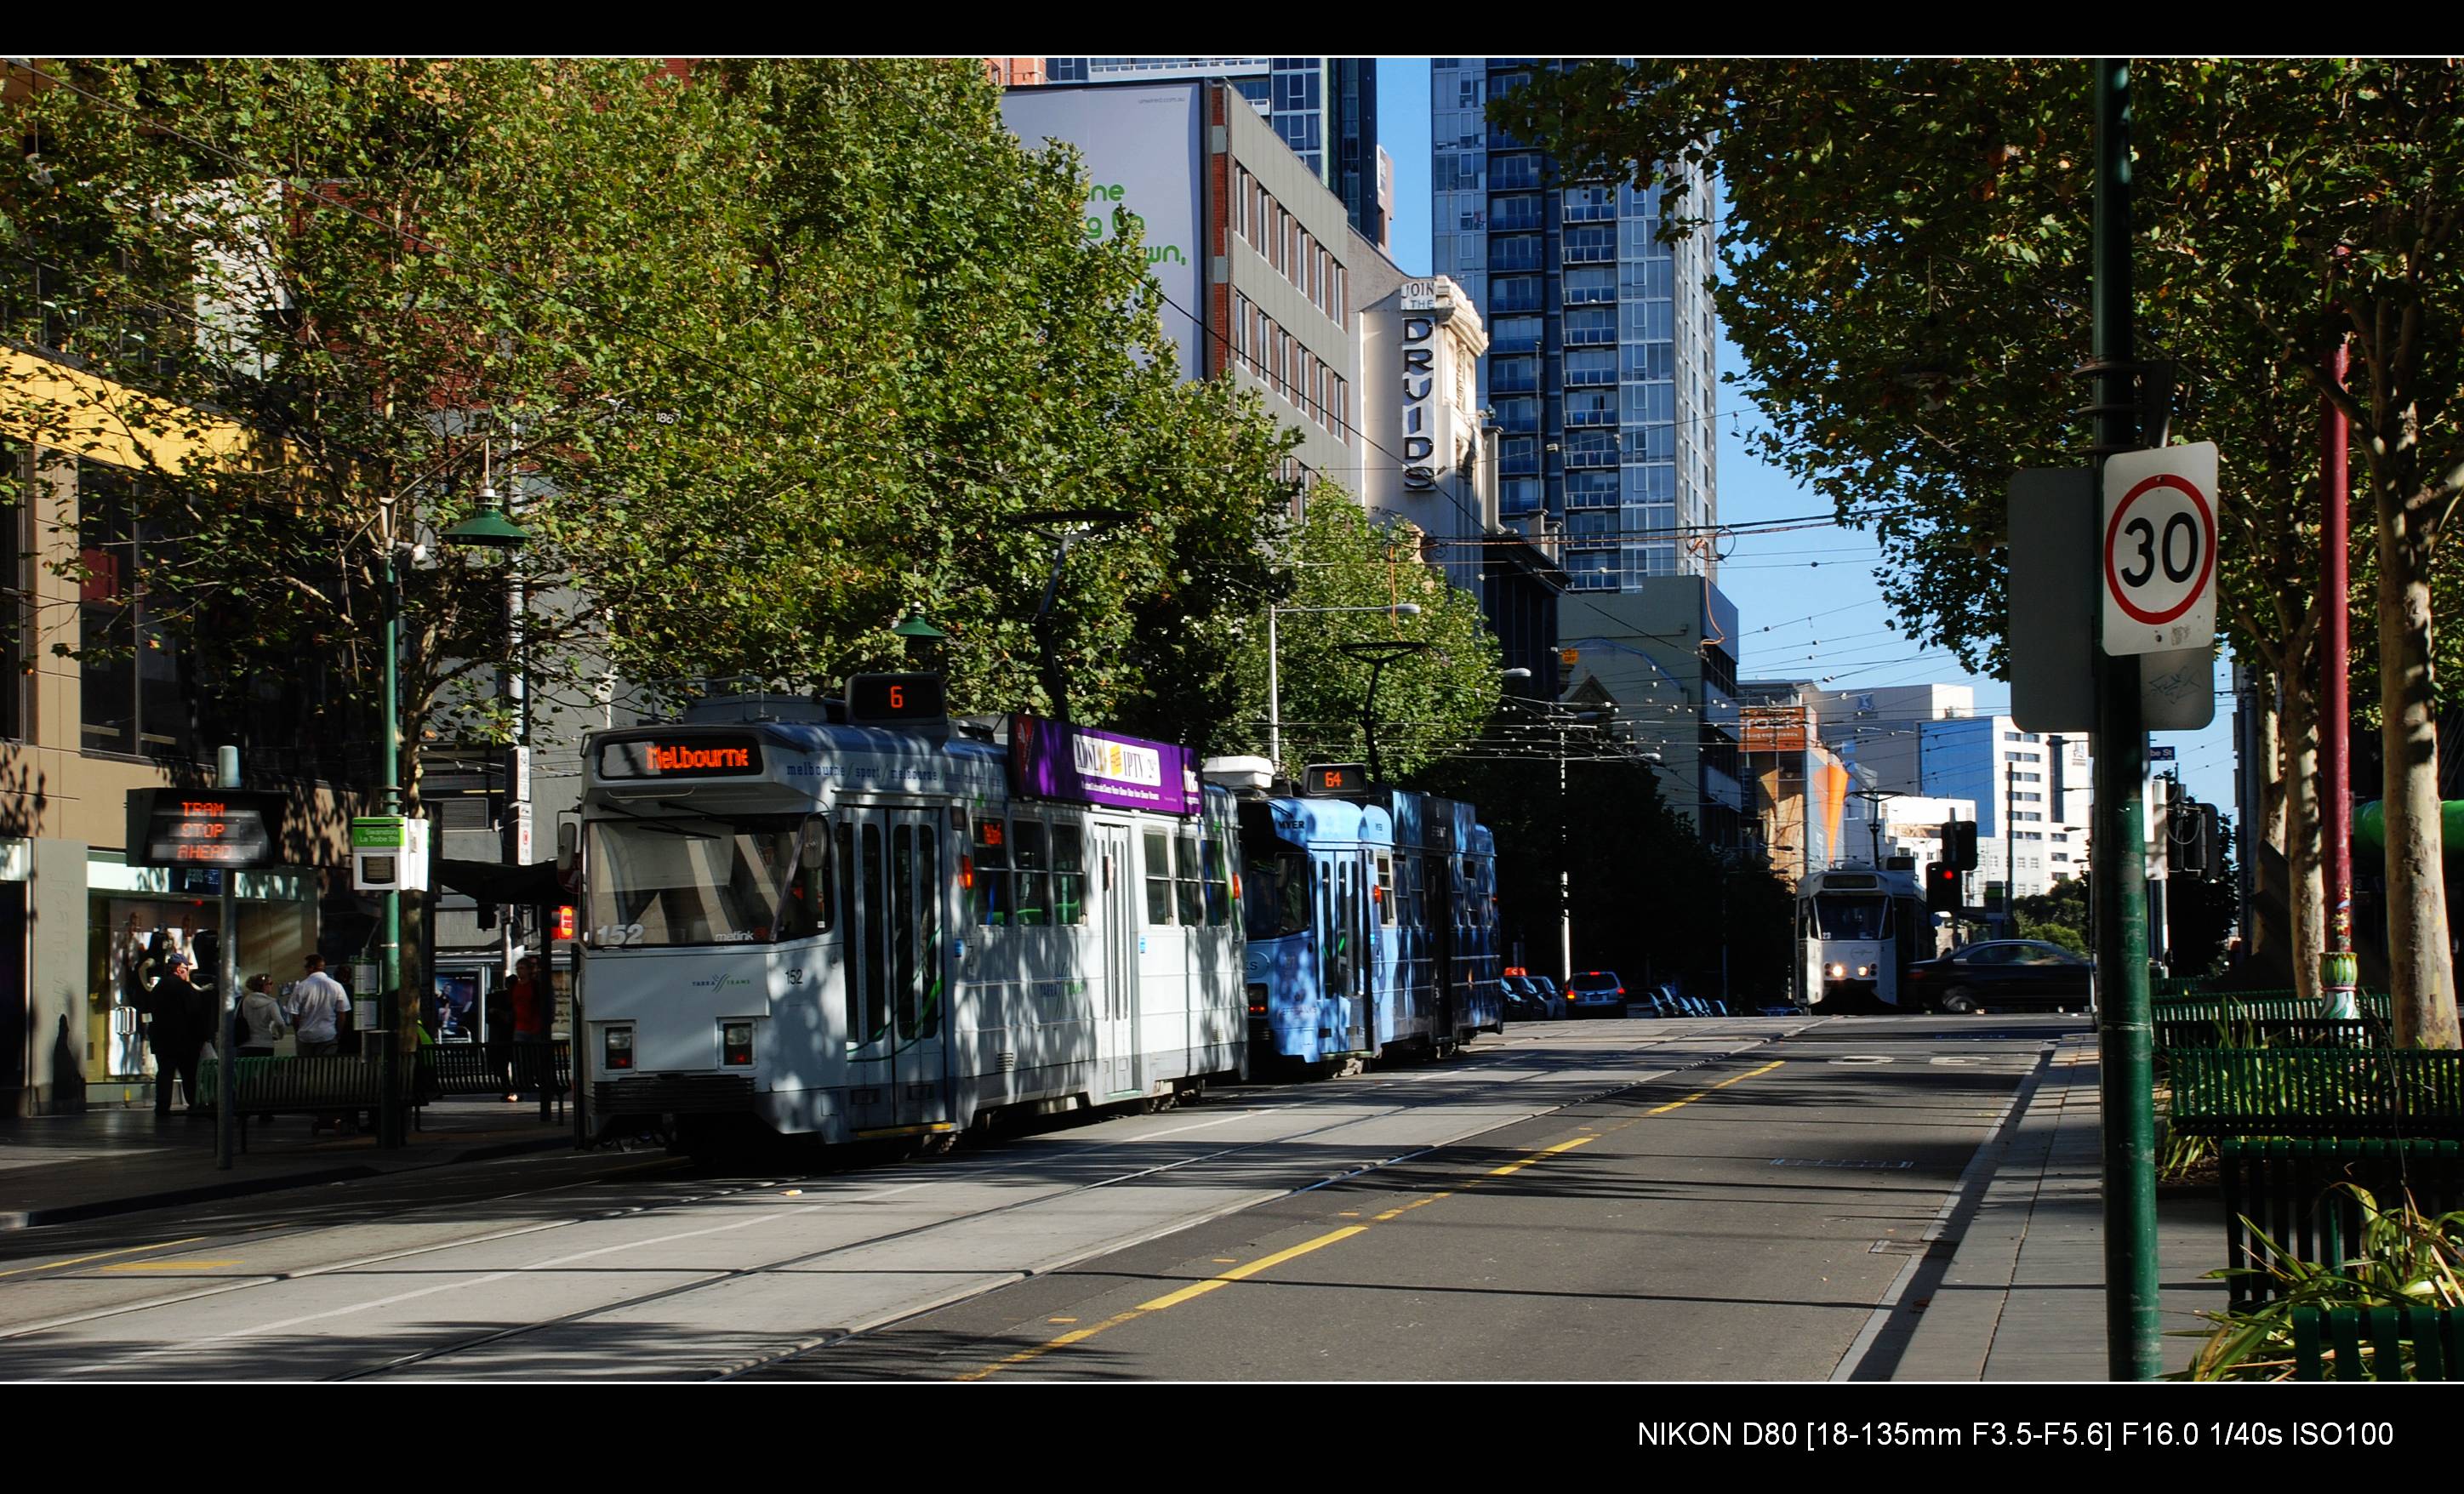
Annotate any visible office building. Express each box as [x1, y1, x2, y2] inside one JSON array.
[[1429, 59, 1720, 591], [1038, 59, 1383, 247], [1558, 579, 1743, 849]]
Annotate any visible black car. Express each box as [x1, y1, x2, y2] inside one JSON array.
[[1903, 940, 2096, 1014]]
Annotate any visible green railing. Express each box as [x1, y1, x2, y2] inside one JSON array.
[[2170, 1047, 2464, 1138], [2293, 1303, 2464, 1381]]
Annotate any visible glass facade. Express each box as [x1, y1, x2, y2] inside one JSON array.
[[1430, 59, 1720, 592]]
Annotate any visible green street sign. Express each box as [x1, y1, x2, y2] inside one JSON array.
[[351, 817, 408, 850]]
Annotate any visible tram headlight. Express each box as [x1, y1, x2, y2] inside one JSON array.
[[603, 1025, 634, 1070], [721, 1019, 755, 1067], [1856, 966, 1873, 978], [1826, 963, 1846, 979]]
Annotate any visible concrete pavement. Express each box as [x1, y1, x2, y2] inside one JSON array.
[[1876, 1035, 2226, 1380]]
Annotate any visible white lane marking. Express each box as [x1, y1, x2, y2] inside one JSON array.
[[60, 1211, 787, 1376]]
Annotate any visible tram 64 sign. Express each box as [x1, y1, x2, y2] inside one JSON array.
[[2102, 442, 2221, 657]]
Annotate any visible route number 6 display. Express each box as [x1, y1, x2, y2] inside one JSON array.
[[2102, 442, 2221, 657]]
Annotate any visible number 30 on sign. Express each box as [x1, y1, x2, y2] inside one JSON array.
[[2102, 442, 2221, 657]]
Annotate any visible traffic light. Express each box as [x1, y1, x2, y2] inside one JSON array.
[[1925, 862, 1960, 912], [1943, 820, 1978, 871]]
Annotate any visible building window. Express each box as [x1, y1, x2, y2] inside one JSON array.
[[1, 438, 22, 742], [77, 460, 193, 759]]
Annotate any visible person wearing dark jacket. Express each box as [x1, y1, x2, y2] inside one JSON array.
[[148, 953, 211, 1117]]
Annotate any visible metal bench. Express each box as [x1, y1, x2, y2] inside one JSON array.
[[2220, 1138, 2464, 1307], [2293, 1303, 2464, 1381], [417, 1041, 571, 1098], [2154, 991, 2392, 1024], [2168, 1047, 2464, 1139], [2157, 1017, 2387, 1053], [194, 1054, 428, 1146]]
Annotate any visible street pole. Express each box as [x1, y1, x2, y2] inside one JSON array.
[[2090, 57, 2159, 1381], [379, 540, 405, 1150], [1558, 718, 1571, 983], [2321, 338, 2358, 1017], [2006, 756, 2019, 929], [214, 744, 239, 1172], [1267, 607, 1280, 773]]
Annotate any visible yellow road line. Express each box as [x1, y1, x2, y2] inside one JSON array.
[[0, 1237, 206, 1280], [957, 1057, 1784, 1381], [100, 1258, 242, 1272]]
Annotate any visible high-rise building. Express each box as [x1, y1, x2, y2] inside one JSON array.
[[1430, 59, 1720, 592], [1040, 59, 1383, 246]]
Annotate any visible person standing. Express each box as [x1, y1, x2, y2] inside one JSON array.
[[237, 975, 286, 1058], [288, 955, 352, 1058], [509, 954, 556, 1119], [147, 952, 208, 1118]]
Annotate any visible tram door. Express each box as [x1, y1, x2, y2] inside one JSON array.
[[841, 807, 949, 1134], [1098, 824, 1140, 1098]]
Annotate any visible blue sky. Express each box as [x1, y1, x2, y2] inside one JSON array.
[[1372, 59, 2240, 823]]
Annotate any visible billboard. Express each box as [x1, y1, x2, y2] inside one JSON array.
[[1009, 716, 1197, 817], [1000, 83, 1205, 379]]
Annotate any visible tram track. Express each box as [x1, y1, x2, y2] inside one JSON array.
[[4, 1021, 1812, 1378]]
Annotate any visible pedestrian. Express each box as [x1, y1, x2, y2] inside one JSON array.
[[486, 975, 516, 1101], [237, 975, 286, 1058], [288, 954, 352, 1058], [147, 951, 208, 1119], [509, 954, 556, 1117]]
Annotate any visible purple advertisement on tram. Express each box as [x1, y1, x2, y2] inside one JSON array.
[[1008, 715, 1198, 816]]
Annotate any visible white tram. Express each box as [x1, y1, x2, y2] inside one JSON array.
[[574, 679, 1246, 1154], [1793, 863, 1937, 1012]]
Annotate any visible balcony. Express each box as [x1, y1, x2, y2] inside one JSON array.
[[1564, 322, 1616, 345], [1564, 405, 1618, 426], [1563, 196, 1615, 223], [1563, 281, 1617, 305], [1564, 366, 1617, 387], [1562, 446, 1619, 469], [1562, 240, 1615, 265]]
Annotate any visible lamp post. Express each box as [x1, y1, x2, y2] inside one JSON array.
[[1266, 602, 1420, 773], [1507, 696, 1605, 983], [364, 465, 528, 1149]]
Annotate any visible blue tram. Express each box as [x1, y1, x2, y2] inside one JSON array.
[[1209, 758, 1504, 1067]]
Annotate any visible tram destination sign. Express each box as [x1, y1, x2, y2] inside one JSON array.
[[1009, 715, 1197, 816], [596, 733, 766, 780], [125, 788, 283, 870]]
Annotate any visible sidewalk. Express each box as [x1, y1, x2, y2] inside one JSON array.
[[0, 1094, 579, 1229], [1886, 1035, 2229, 1380]]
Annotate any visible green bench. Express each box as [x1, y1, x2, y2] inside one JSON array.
[[2221, 1138, 2464, 1307], [2154, 991, 2392, 1024], [2294, 1304, 2464, 1381], [2156, 1017, 2387, 1053]]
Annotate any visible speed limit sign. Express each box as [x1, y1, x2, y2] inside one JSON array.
[[2102, 442, 2221, 656]]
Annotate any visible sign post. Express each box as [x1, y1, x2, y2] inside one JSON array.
[[2089, 59, 2161, 1383]]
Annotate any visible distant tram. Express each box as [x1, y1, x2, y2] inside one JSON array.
[[1794, 863, 1937, 1012], [574, 679, 1245, 1157], [1211, 757, 1504, 1068]]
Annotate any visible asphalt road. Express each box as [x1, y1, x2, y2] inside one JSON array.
[[0, 1013, 2068, 1380]]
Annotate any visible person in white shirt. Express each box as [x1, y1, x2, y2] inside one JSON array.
[[288, 955, 352, 1057]]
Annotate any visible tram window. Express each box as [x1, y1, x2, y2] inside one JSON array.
[[1319, 863, 1338, 995], [1144, 828, 1175, 924], [837, 821, 863, 1042], [1175, 828, 1205, 927], [894, 825, 919, 1037], [779, 816, 831, 940], [917, 826, 942, 1035], [1375, 854, 1395, 926], [973, 814, 1010, 927], [1200, 833, 1231, 926], [860, 824, 888, 1044], [1050, 824, 1087, 926], [1012, 818, 1050, 927]]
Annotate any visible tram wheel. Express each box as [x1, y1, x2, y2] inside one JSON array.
[[1938, 987, 1978, 1016]]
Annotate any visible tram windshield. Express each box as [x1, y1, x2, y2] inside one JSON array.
[[586, 812, 817, 947], [1237, 802, 1309, 940], [1811, 894, 1888, 942]]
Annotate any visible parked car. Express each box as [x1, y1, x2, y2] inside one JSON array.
[[1499, 977, 1538, 1021], [1564, 970, 1628, 1018], [1902, 939, 2096, 1014], [1526, 975, 1569, 1020]]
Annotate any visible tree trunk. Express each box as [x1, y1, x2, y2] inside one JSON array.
[[2283, 675, 2325, 1006], [2376, 539, 2462, 1048]]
